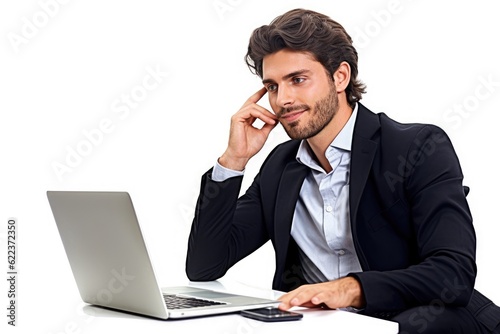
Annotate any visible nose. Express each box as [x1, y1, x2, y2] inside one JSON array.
[[276, 85, 294, 108]]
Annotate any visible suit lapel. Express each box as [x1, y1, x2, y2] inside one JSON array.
[[350, 137, 378, 223], [274, 160, 308, 267], [349, 104, 380, 268]]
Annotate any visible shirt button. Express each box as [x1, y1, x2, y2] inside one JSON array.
[[325, 205, 333, 212], [338, 249, 346, 255]]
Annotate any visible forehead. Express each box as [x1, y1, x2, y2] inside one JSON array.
[[262, 49, 325, 80]]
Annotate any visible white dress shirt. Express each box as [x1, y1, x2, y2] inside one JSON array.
[[212, 104, 362, 283], [291, 104, 362, 283]]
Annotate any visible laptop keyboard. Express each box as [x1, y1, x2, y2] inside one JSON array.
[[163, 294, 227, 310]]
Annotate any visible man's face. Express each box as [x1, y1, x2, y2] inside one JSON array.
[[262, 49, 339, 140]]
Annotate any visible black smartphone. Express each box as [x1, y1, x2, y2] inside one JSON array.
[[240, 306, 303, 322]]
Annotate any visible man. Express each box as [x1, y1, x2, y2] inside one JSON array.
[[186, 8, 500, 333]]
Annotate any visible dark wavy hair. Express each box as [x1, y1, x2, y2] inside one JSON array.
[[245, 8, 366, 107]]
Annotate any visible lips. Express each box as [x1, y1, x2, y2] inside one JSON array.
[[279, 108, 308, 123]]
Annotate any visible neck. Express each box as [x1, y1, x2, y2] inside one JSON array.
[[307, 102, 353, 173]]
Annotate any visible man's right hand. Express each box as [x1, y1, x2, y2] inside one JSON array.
[[218, 87, 278, 171]]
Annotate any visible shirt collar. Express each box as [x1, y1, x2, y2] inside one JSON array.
[[296, 103, 358, 165], [332, 102, 358, 152]]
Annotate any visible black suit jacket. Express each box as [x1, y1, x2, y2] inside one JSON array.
[[186, 103, 481, 316]]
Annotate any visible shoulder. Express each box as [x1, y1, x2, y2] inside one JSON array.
[[356, 103, 451, 150]]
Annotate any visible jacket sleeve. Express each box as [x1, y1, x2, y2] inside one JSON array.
[[185, 168, 269, 281], [351, 125, 477, 315]]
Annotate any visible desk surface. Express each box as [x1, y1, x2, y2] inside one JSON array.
[[28, 280, 398, 334], [79, 304, 398, 334]]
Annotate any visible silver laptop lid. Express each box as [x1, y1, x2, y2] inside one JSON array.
[[47, 191, 169, 319]]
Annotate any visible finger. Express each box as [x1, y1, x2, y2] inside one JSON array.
[[278, 301, 291, 311], [278, 288, 316, 309], [243, 87, 268, 106], [277, 291, 296, 310], [310, 293, 327, 307], [308, 290, 344, 309], [238, 106, 277, 126], [279, 298, 317, 310], [260, 121, 278, 136]]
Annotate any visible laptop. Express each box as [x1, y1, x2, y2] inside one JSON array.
[[47, 191, 279, 320]]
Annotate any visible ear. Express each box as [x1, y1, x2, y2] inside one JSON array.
[[332, 61, 351, 93]]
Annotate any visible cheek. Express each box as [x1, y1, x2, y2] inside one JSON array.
[[268, 96, 280, 114]]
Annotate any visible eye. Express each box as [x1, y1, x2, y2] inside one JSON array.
[[266, 84, 278, 92], [292, 77, 305, 84]]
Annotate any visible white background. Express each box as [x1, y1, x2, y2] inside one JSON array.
[[1, 0, 499, 332]]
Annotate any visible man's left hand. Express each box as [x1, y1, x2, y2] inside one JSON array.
[[277, 277, 365, 310]]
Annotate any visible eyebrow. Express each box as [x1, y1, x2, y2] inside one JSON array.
[[262, 69, 311, 85]]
